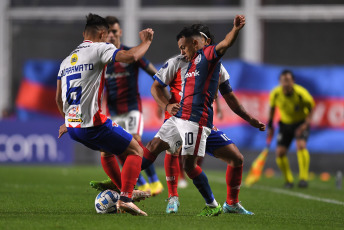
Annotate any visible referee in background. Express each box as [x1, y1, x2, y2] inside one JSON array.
[[268, 70, 315, 188]]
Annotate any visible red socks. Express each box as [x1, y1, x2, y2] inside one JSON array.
[[186, 165, 203, 179], [101, 155, 122, 189], [120, 154, 142, 199], [138, 141, 157, 163], [226, 165, 243, 205], [164, 153, 180, 197]]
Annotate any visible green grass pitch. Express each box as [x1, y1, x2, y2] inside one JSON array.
[[0, 166, 343, 230]]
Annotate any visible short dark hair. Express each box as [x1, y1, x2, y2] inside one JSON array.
[[190, 24, 215, 45], [84, 13, 109, 33], [280, 69, 295, 80], [105, 16, 120, 26], [176, 26, 202, 42]]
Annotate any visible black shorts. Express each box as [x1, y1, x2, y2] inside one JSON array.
[[277, 121, 310, 149]]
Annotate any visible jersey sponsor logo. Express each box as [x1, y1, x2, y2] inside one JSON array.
[[194, 54, 202, 65], [185, 70, 200, 78], [106, 71, 130, 79], [70, 54, 78, 65], [67, 118, 83, 123], [183, 146, 192, 150]]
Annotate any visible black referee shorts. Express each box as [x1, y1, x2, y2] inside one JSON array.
[[277, 120, 310, 149]]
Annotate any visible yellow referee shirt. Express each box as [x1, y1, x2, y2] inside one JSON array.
[[269, 84, 315, 124]]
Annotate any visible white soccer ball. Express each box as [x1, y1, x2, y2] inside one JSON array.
[[94, 189, 120, 214]]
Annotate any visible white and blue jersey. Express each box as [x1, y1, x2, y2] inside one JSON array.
[[58, 40, 132, 154]]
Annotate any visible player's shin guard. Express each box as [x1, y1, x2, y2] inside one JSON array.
[[165, 153, 179, 197], [276, 155, 294, 183], [187, 166, 215, 205], [101, 155, 122, 189], [226, 165, 243, 205], [120, 154, 142, 200]]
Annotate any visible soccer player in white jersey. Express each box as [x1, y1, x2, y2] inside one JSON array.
[[55, 13, 154, 216], [89, 16, 164, 196]]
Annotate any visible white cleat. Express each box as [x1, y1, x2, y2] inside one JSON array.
[[117, 200, 148, 216], [132, 189, 151, 202]]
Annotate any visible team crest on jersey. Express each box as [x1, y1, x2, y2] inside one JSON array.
[[194, 54, 202, 65], [71, 53, 78, 66]]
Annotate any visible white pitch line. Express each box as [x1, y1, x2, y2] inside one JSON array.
[[207, 176, 344, 206]]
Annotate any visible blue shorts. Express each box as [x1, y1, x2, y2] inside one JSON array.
[[205, 128, 234, 157], [67, 119, 133, 155]]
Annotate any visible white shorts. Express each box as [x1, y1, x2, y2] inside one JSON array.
[[111, 110, 144, 136], [155, 116, 211, 157]]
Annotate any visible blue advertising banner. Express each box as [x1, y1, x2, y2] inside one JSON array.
[[0, 119, 73, 164]]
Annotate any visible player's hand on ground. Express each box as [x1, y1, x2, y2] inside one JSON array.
[[166, 103, 181, 116], [233, 15, 245, 30], [58, 123, 68, 138], [249, 118, 266, 131], [139, 28, 154, 43]]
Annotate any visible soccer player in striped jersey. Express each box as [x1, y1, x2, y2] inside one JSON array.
[[140, 15, 265, 216], [90, 16, 164, 196], [147, 23, 265, 215], [56, 13, 154, 216]]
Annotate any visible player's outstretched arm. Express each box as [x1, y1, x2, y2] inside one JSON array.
[[215, 15, 245, 57], [222, 91, 265, 131], [151, 80, 180, 116], [115, 28, 154, 63]]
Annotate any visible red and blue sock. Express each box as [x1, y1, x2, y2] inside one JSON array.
[[186, 166, 214, 204]]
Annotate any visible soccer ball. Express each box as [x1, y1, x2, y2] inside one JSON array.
[[94, 189, 120, 214]]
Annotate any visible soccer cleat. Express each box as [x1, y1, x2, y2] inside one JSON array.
[[137, 183, 151, 195], [223, 202, 254, 215], [178, 179, 188, 189], [149, 181, 164, 196], [284, 182, 294, 189], [165, 196, 180, 214], [132, 189, 151, 202], [197, 204, 222, 217], [298, 180, 308, 188], [90, 178, 119, 192], [117, 200, 148, 216]]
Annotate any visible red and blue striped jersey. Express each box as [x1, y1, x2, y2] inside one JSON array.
[[105, 44, 151, 116], [175, 45, 221, 128]]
